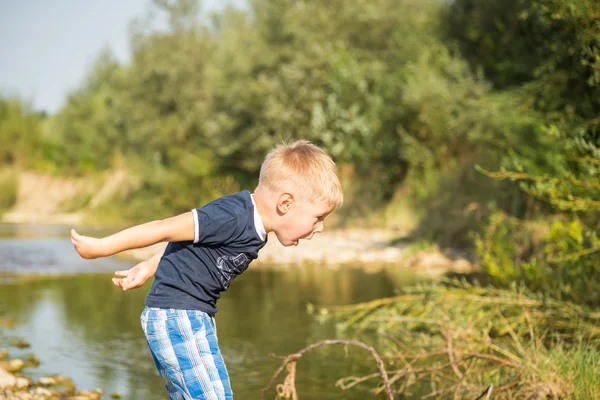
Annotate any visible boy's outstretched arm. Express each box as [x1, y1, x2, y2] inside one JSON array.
[[112, 250, 162, 291], [71, 212, 195, 259]]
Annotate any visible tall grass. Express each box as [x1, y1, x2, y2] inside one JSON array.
[[545, 342, 600, 400], [318, 280, 600, 399]]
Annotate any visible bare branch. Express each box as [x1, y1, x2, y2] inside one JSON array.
[[259, 339, 394, 400]]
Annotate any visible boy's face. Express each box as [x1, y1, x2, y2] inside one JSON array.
[[274, 194, 333, 247]]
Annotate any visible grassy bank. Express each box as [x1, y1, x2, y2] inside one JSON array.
[[312, 280, 600, 399]]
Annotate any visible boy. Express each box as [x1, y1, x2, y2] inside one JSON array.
[[71, 140, 343, 400]]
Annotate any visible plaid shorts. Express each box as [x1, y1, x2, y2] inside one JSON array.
[[141, 307, 233, 400]]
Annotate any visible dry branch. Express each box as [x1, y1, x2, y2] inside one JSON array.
[[259, 339, 394, 400]]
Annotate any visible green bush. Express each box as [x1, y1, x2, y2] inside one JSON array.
[[0, 168, 18, 214], [475, 213, 600, 305]]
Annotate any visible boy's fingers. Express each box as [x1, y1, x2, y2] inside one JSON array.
[[123, 278, 141, 290], [112, 267, 145, 290]]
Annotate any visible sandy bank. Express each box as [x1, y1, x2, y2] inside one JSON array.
[[122, 229, 475, 275]]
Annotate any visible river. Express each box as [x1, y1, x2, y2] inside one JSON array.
[[0, 223, 424, 399]]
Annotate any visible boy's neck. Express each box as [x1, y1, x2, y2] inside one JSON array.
[[251, 189, 273, 233]]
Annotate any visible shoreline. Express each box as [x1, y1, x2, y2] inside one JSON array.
[[1, 214, 476, 275], [120, 228, 476, 275], [0, 333, 103, 400], [1, 169, 475, 275]]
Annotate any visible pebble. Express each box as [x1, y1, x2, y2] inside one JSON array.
[[38, 377, 56, 386], [0, 367, 16, 389]]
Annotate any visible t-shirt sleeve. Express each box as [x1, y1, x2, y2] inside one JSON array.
[[191, 202, 242, 245]]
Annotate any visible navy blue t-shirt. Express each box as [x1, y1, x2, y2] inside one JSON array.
[[144, 191, 268, 315]]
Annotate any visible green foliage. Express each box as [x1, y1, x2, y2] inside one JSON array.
[[475, 212, 600, 305], [475, 123, 600, 303], [0, 168, 17, 214], [0, 1, 524, 224], [0, 97, 45, 168], [544, 220, 600, 303], [446, 0, 600, 105], [444, 0, 600, 303], [40, 0, 502, 217]]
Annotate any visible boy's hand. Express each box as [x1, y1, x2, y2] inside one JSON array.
[[112, 250, 162, 291], [71, 229, 107, 259], [112, 260, 154, 291]]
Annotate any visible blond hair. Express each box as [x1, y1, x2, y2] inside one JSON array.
[[258, 140, 344, 207]]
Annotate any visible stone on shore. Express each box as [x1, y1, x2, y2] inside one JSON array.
[[0, 367, 17, 388], [0, 359, 24, 373]]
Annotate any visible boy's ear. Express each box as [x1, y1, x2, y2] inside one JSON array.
[[277, 193, 294, 215]]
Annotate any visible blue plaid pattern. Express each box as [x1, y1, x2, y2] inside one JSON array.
[[141, 307, 233, 400]]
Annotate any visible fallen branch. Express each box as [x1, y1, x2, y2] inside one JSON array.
[[259, 339, 394, 400]]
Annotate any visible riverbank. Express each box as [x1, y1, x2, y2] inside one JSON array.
[[0, 330, 103, 400], [2, 170, 476, 275], [120, 228, 476, 275]]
